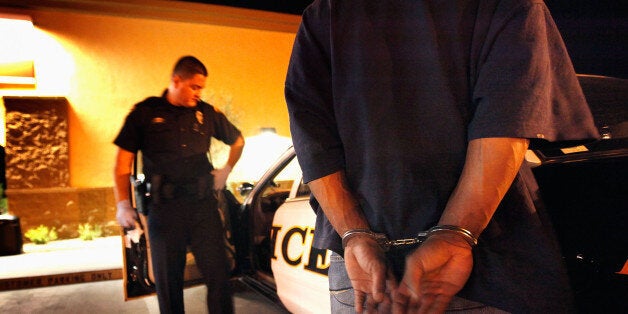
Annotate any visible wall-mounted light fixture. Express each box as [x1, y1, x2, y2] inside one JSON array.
[[0, 13, 36, 86]]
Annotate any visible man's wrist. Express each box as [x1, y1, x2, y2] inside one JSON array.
[[117, 199, 132, 210], [424, 225, 478, 247], [341, 229, 387, 249]]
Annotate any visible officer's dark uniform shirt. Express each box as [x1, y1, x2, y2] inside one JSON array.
[[285, 0, 600, 312], [114, 90, 241, 182]]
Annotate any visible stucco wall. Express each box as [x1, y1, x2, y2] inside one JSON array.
[[0, 2, 299, 188]]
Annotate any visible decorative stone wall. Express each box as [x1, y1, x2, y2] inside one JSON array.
[[4, 97, 69, 189]]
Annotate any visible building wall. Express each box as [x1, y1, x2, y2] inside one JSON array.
[[0, 2, 300, 188]]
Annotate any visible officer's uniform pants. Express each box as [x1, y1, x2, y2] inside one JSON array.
[[147, 193, 233, 314]]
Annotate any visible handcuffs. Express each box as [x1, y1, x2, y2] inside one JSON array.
[[341, 225, 478, 251]]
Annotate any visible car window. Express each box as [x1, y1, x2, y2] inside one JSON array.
[[261, 154, 302, 197]]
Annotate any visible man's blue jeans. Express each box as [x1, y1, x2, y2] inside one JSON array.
[[328, 252, 509, 313]]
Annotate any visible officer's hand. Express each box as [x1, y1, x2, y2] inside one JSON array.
[[116, 199, 137, 229], [211, 165, 232, 191]]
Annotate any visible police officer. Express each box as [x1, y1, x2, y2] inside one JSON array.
[[113, 56, 244, 314]]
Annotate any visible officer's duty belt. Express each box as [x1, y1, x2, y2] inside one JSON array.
[[150, 174, 211, 203]]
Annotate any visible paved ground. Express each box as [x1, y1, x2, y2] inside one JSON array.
[[0, 237, 288, 313], [0, 279, 287, 313]]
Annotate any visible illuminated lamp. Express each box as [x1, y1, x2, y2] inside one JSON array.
[[0, 14, 36, 86]]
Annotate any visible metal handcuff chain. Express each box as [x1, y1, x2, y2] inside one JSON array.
[[341, 225, 478, 251]]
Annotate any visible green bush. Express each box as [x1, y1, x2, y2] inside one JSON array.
[[24, 225, 58, 244], [78, 223, 103, 241]]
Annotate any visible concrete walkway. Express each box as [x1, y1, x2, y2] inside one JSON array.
[[1, 236, 123, 280], [0, 237, 287, 313]]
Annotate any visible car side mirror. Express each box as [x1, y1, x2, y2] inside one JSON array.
[[237, 182, 254, 197]]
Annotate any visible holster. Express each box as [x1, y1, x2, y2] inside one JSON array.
[[130, 175, 151, 215]]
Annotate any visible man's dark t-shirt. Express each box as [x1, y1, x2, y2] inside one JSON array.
[[285, 0, 599, 312]]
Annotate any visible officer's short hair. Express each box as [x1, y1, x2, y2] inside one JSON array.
[[172, 56, 208, 79]]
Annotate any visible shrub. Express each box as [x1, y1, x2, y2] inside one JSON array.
[[24, 225, 58, 244], [78, 223, 102, 241]]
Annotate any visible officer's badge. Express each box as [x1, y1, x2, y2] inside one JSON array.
[[151, 117, 165, 124], [196, 111, 204, 125]]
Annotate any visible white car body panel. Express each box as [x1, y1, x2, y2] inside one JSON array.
[[270, 196, 331, 313]]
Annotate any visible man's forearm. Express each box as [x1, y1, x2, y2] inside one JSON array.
[[114, 173, 131, 203], [225, 135, 245, 169], [113, 148, 136, 203], [439, 137, 529, 237], [307, 171, 370, 236]]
